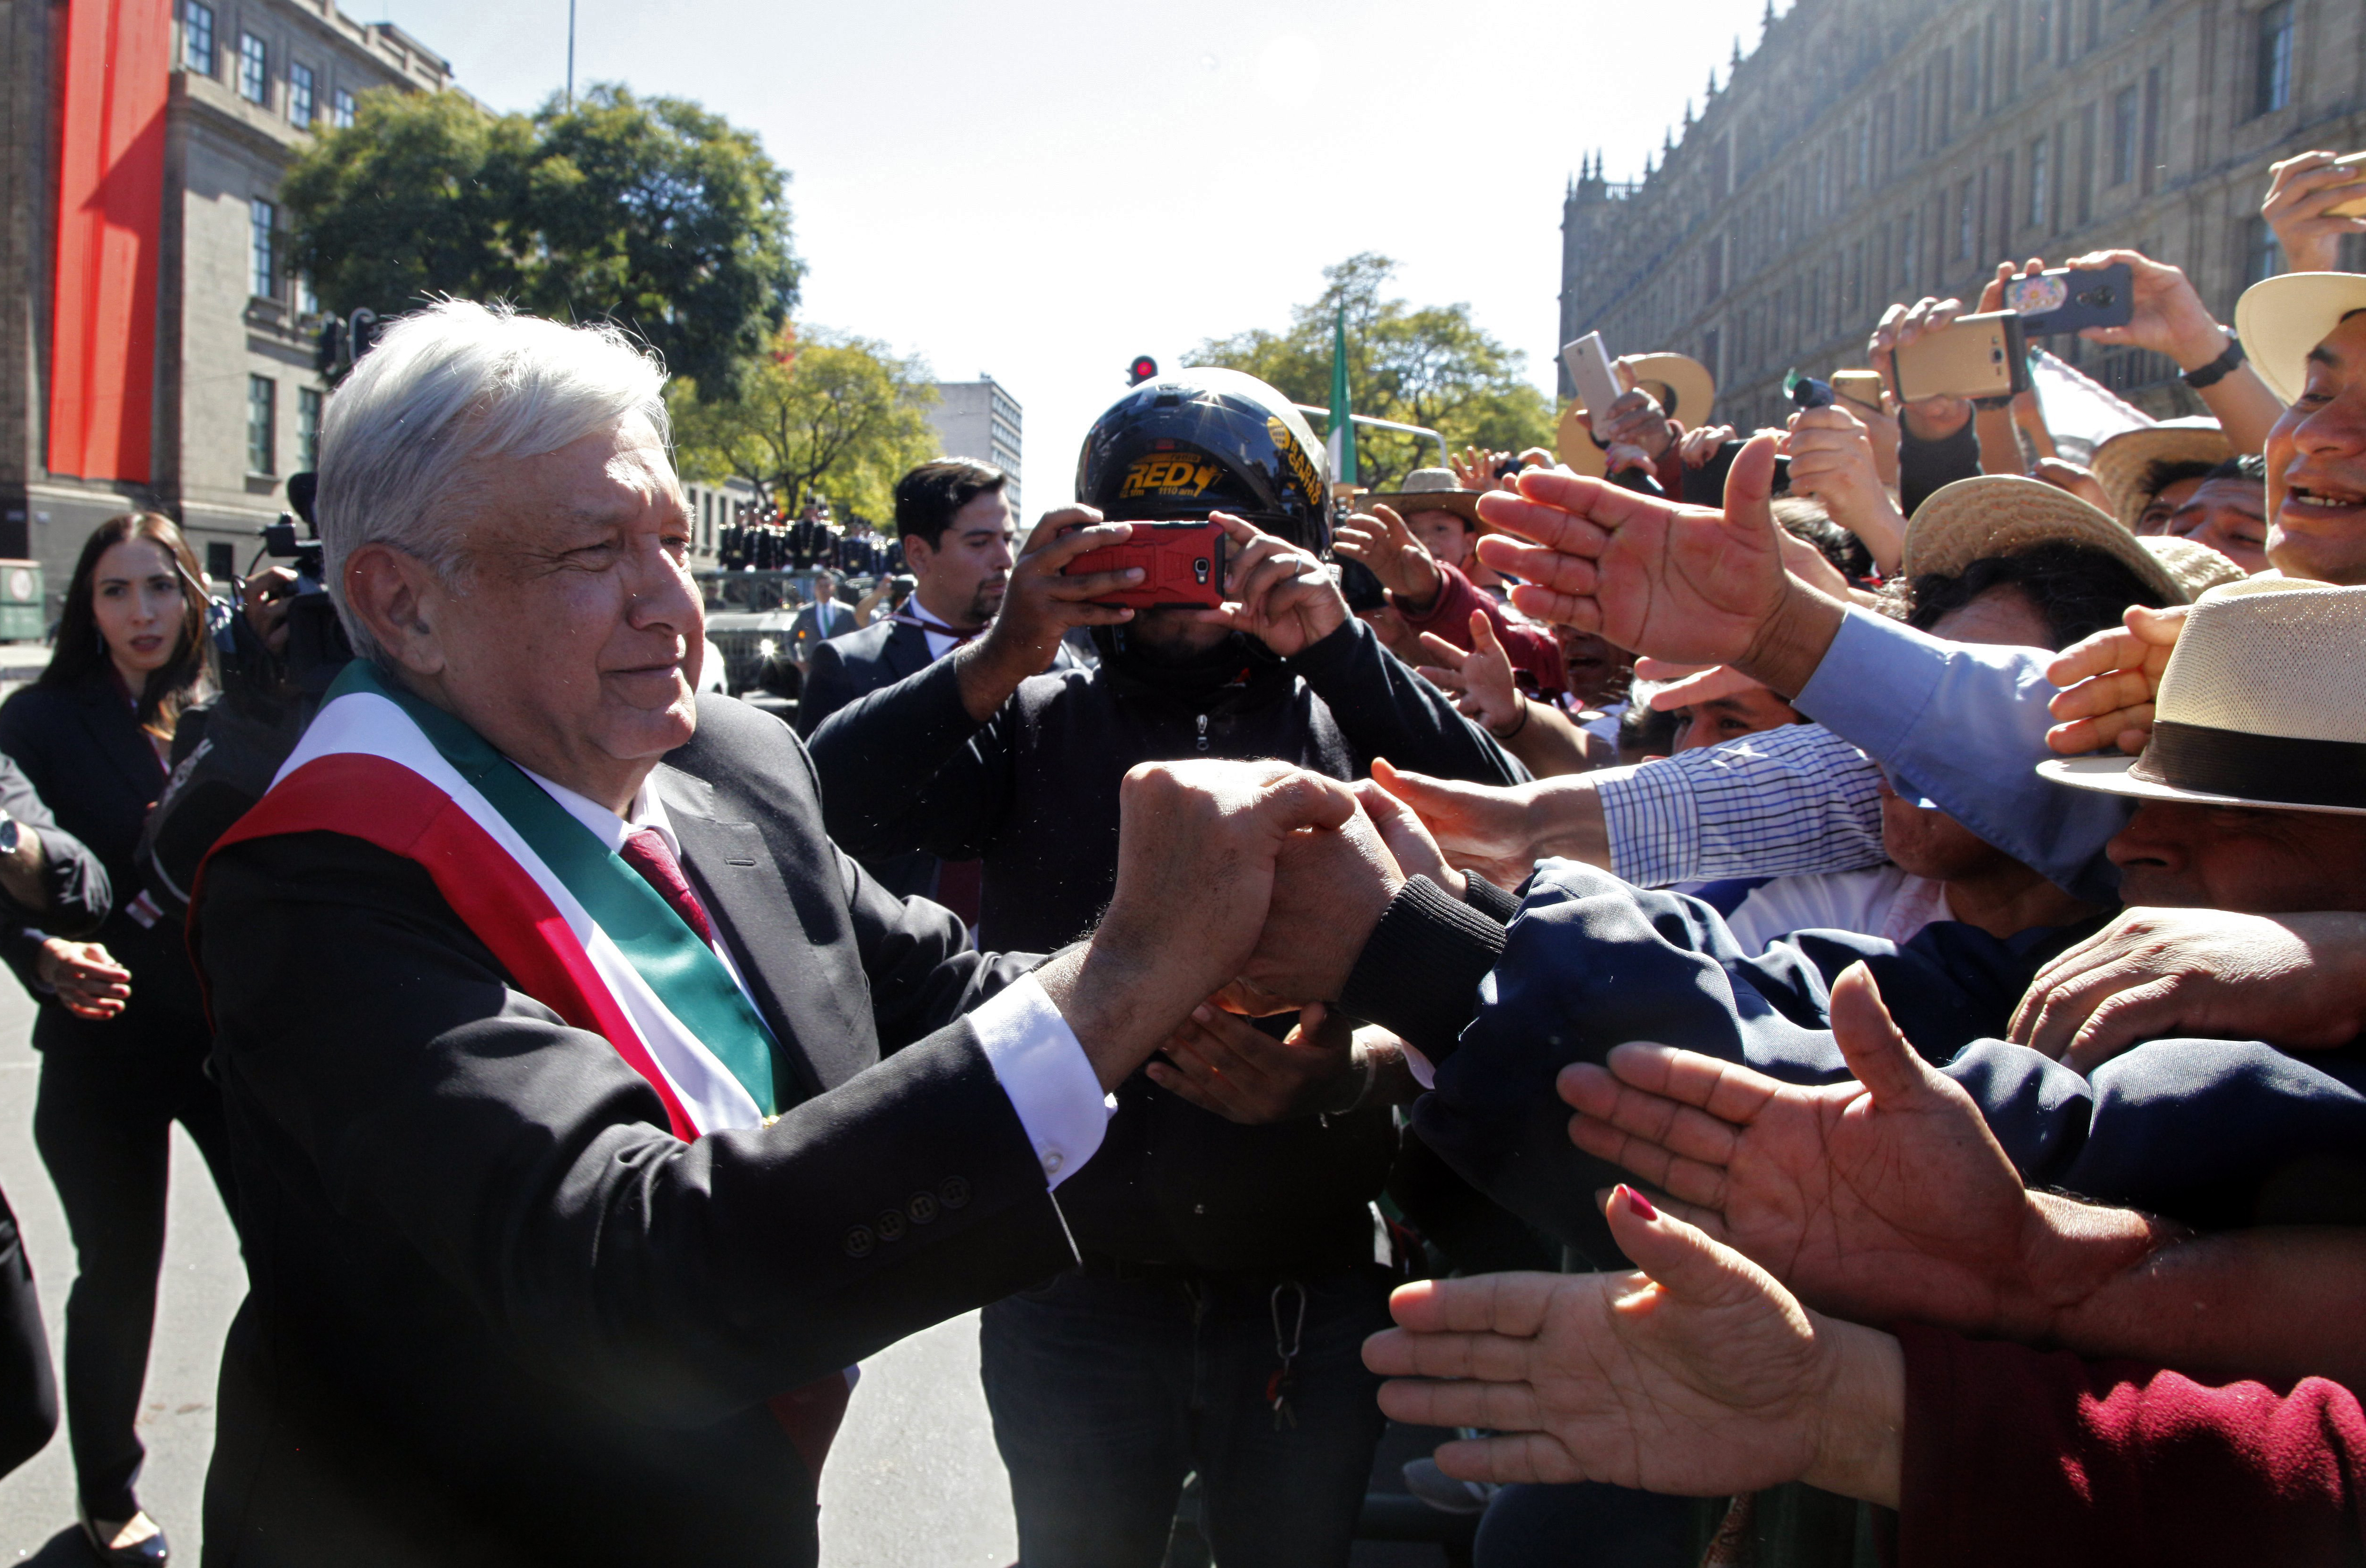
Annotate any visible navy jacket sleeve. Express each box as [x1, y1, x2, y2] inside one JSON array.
[[794, 637, 858, 738], [807, 655, 1017, 863], [1288, 616, 1529, 785]]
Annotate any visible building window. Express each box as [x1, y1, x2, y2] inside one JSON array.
[[2077, 101, 2098, 224], [248, 376, 277, 475], [333, 87, 356, 129], [2110, 85, 2140, 185], [237, 32, 267, 104], [2141, 66, 2163, 195], [2245, 216, 2284, 284], [1956, 179, 1975, 258], [2254, 1, 2294, 115], [182, 1, 215, 72], [289, 62, 314, 124], [297, 387, 323, 470], [1705, 233, 1725, 299], [2028, 137, 2051, 227], [205, 542, 236, 583], [294, 271, 318, 317], [249, 198, 277, 298]]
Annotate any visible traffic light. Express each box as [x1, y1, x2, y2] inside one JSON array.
[[1128, 355, 1158, 386], [349, 307, 382, 363]]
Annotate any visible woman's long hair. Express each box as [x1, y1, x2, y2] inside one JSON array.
[[43, 512, 211, 741]]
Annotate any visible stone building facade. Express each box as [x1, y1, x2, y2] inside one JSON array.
[[929, 376, 1025, 520], [2, 0, 448, 610], [1558, 0, 2366, 436]]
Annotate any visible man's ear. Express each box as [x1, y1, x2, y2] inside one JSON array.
[[344, 543, 448, 676], [900, 533, 934, 575]]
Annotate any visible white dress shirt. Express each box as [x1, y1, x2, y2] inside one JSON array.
[[522, 766, 1113, 1187], [902, 598, 974, 663]]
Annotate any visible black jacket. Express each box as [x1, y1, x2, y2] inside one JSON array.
[[809, 616, 1526, 1273], [0, 674, 192, 1047], [194, 694, 1075, 1566], [0, 748, 111, 988]]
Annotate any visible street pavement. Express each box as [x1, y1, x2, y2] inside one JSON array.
[[0, 974, 1020, 1565]]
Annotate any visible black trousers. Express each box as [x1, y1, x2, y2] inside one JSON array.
[[0, 1179, 57, 1480], [33, 1020, 232, 1519]]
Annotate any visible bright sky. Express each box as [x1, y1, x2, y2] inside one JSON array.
[[374, 0, 1771, 508]]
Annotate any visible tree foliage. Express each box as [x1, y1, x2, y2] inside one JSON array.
[[669, 326, 940, 520], [282, 84, 800, 399], [1190, 254, 1555, 489]]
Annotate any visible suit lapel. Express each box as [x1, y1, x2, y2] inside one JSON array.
[[653, 767, 876, 1102], [885, 620, 932, 680]]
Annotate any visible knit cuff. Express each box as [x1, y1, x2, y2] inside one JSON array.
[[1459, 872, 1522, 926], [1337, 875, 1505, 1063]]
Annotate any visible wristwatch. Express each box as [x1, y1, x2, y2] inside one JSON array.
[[0, 814, 23, 857], [2181, 334, 2247, 390]]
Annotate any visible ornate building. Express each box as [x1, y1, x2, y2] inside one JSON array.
[[1558, 0, 2366, 434]]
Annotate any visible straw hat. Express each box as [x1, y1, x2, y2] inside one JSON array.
[[1554, 352, 1718, 478], [2090, 417, 2233, 531], [1902, 475, 2188, 605], [2234, 271, 2366, 402], [1362, 467, 1479, 524], [2141, 535, 2250, 599], [2040, 577, 2366, 814]]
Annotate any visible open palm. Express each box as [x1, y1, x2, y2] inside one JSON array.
[[1558, 964, 2045, 1339], [1472, 436, 1789, 666]]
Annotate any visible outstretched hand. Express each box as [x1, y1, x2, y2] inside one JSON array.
[[2045, 603, 2189, 755], [1557, 963, 2053, 1339], [1198, 511, 1348, 656], [1363, 1185, 1904, 1505]]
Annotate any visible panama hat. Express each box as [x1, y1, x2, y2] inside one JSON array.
[[2041, 578, 2366, 814], [2141, 535, 2250, 599], [1903, 475, 2188, 605], [2233, 271, 2366, 403], [2090, 417, 2233, 531], [1554, 352, 1718, 479], [1362, 467, 1479, 524]]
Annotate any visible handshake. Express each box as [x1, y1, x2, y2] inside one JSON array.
[[1034, 757, 1469, 1097]]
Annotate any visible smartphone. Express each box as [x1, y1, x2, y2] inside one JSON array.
[[2326, 151, 2366, 220], [1893, 311, 2029, 402], [1061, 521, 1228, 609], [1830, 369, 1886, 412], [1561, 332, 1630, 434], [2006, 263, 2135, 335], [1681, 441, 1792, 506]]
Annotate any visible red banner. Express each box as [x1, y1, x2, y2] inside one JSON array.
[[48, 0, 171, 483]]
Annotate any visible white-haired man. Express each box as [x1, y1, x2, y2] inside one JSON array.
[[187, 302, 1379, 1565]]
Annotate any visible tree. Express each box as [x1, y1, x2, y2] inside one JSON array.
[[669, 325, 940, 520], [282, 84, 800, 399], [1190, 254, 1556, 489]]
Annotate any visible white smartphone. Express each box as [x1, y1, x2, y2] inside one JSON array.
[[1561, 332, 1629, 438]]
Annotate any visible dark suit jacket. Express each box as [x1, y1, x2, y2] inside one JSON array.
[[195, 694, 1074, 1566]]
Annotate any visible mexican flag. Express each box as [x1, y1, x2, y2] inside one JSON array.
[[1326, 304, 1357, 490]]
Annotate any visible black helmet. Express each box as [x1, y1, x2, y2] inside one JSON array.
[[1075, 368, 1331, 552]]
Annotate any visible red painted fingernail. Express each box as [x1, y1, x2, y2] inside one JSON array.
[[1622, 1185, 1657, 1221]]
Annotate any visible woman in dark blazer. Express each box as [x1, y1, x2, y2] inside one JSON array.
[[0, 513, 232, 1567]]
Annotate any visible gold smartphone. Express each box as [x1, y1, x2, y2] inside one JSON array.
[[1829, 369, 1887, 413], [2325, 152, 2366, 220], [1893, 312, 2029, 402]]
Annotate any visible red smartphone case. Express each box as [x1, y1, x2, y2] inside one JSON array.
[[1061, 522, 1229, 609]]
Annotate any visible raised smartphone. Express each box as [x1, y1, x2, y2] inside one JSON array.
[[2326, 151, 2366, 220], [1561, 332, 1629, 433], [1893, 311, 2030, 402], [2006, 263, 2135, 336], [1061, 521, 1229, 609]]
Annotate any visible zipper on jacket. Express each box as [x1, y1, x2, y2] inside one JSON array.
[[1195, 712, 1210, 753]]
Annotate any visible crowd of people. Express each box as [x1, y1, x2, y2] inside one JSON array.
[[0, 145, 2362, 1568]]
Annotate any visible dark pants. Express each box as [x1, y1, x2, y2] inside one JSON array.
[[0, 1181, 57, 1480], [33, 1027, 232, 1519], [981, 1262, 1394, 1568]]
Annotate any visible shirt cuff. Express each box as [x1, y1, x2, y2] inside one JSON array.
[[1337, 875, 1506, 1065], [970, 973, 1113, 1190]]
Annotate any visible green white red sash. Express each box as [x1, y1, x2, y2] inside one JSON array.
[[209, 661, 780, 1140]]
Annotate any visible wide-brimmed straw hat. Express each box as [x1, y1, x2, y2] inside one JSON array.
[[1903, 475, 2188, 605], [2090, 417, 2233, 530], [2234, 271, 2366, 403], [2141, 535, 2250, 599], [2041, 577, 2366, 815], [1554, 352, 1718, 479], [1362, 467, 1479, 524]]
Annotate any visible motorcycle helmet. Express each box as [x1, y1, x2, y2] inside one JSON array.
[[1076, 367, 1331, 551]]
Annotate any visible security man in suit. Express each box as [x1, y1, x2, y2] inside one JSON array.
[[787, 572, 856, 675], [189, 301, 1368, 1566], [798, 459, 1078, 910]]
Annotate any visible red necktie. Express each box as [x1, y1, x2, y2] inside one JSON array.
[[618, 829, 716, 946], [619, 827, 854, 1472], [890, 611, 983, 648]]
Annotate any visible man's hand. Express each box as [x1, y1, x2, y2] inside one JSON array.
[[1451, 445, 1513, 493], [1593, 388, 1676, 461], [1200, 511, 1349, 657], [38, 938, 131, 1021], [1238, 798, 1405, 1004], [2010, 908, 2366, 1071], [957, 508, 1140, 722], [1417, 614, 1524, 739], [2045, 603, 2188, 755], [1334, 506, 1444, 613], [1363, 1186, 1905, 1506], [1677, 424, 1738, 470], [243, 566, 300, 658], [2263, 152, 2366, 273], [1474, 436, 1843, 695], [1036, 761, 1361, 1090], [2032, 456, 2114, 513], [1869, 296, 1974, 441], [1784, 406, 1904, 575], [1352, 775, 1464, 897], [1558, 962, 2063, 1339], [2068, 249, 2235, 371], [1367, 758, 1589, 891], [1145, 1001, 1360, 1123]]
